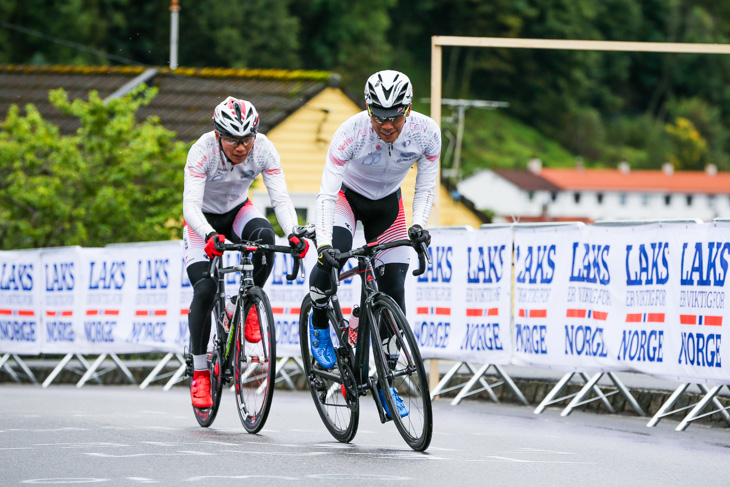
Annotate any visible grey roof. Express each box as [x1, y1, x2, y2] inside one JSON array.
[[0, 65, 339, 142]]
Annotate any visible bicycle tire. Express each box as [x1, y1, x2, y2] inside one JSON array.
[[370, 294, 433, 451], [192, 314, 225, 427], [233, 286, 276, 434], [299, 295, 359, 443]]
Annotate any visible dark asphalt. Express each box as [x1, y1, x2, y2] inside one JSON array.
[[1, 385, 729, 486]]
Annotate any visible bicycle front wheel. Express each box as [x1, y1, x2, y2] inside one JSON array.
[[371, 294, 433, 451], [233, 286, 276, 434], [299, 295, 359, 443]]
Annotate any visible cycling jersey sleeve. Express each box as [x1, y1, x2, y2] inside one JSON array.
[[183, 141, 216, 239], [260, 139, 298, 236], [315, 126, 351, 247], [411, 127, 441, 228]]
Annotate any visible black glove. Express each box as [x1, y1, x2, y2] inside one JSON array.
[[317, 245, 341, 269], [408, 225, 431, 246], [288, 233, 309, 258], [204, 232, 225, 258]]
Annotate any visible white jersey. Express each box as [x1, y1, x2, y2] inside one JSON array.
[[183, 131, 298, 239], [316, 110, 441, 247]]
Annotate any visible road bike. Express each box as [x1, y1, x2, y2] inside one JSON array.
[[186, 239, 303, 433], [298, 233, 434, 451]]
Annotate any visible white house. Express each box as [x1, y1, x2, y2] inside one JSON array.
[[457, 160, 730, 223]]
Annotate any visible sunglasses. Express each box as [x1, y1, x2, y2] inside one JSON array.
[[220, 134, 255, 147], [368, 105, 408, 125], [371, 114, 405, 125]]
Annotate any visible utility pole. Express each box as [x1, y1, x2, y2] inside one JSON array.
[[169, 0, 180, 70], [425, 98, 509, 183]]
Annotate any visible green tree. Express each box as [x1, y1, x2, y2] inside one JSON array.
[[0, 85, 187, 249], [290, 0, 394, 90], [180, 0, 301, 70], [665, 116, 707, 170]]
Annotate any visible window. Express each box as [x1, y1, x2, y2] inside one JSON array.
[[551, 192, 558, 202], [619, 193, 627, 205], [642, 194, 649, 206], [573, 192, 581, 204], [686, 194, 693, 206], [664, 194, 671, 206], [596, 193, 604, 204], [527, 191, 534, 201]]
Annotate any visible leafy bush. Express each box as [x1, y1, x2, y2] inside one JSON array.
[[0, 85, 188, 249]]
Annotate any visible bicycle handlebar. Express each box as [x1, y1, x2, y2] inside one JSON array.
[[210, 240, 303, 281], [324, 238, 431, 296]]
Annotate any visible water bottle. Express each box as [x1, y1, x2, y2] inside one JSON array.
[[222, 296, 237, 332], [348, 305, 360, 346]]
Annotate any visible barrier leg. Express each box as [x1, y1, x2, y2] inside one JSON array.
[[77, 354, 108, 388], [163, 363, 187, 391], [42, 354, 73, 388], [109, 353, 136, 385], [274, 356, 303, 391], [450, 363, 497, 405], [647, 383, 690, 427], [535, 373, 577, 414], [493, 365, 529, 406], [430, 361, 465, 400], [139, 353, 174, 389], [561, 373, 616, 416], [676, 385, 730, 432], [11, 354, 38, 384], [0, 353, 21, 383], [608, 372, 645, 416]]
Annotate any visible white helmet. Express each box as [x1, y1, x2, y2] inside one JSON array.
[[364, 70, 413, 118], [212, 96, 259, 137]]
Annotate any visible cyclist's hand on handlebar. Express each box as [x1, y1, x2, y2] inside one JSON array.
[[288, 233, 309, 258], [204, 233, 225, 258], [316, 245, 340, 269], [408, 225, 431, 247]]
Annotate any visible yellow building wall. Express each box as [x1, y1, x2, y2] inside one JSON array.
[[263, 86, 482, 229]]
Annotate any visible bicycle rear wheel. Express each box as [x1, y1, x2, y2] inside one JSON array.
[[299, 295, 359, 443], [191, 315, 225, 427], [371, 294, 433, 451], [233, 286, 276, 434]]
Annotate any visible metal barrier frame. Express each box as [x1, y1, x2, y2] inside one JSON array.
[[0, 353, 38, 384]]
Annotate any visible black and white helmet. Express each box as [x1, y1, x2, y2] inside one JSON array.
[[364, 70, 413, 118], [212, 96, 259, 137]]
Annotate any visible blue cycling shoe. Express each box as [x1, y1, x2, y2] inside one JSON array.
[[379, 386, 409, 418], [309, 313, 336, 369]]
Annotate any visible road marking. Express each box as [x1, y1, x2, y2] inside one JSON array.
[[22, 479, 108, 484], [188, 476, 297, 481], [86, 451, 214, 458], [126, 478, 158, 484], [486, 456, 593, 464], [34, 442, 127, 449]]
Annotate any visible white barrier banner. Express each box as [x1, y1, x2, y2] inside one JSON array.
[[0, 250, 43, 354], [665, 222, 729, 383], [80, 242, 183, 353], [459, 226, 513, 364], [264, 234, 364, 358], [40, 246, 86, 354], [410, 229, 465, 360], [512, 224, 596, 371]]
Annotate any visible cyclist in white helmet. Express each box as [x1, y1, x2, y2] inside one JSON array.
[[308, 70, 440, 418], [183, 96, 308, 408]]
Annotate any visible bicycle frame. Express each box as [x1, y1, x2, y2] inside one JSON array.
[[210, 241, 301, 373], [325, 239, 430, 397]]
